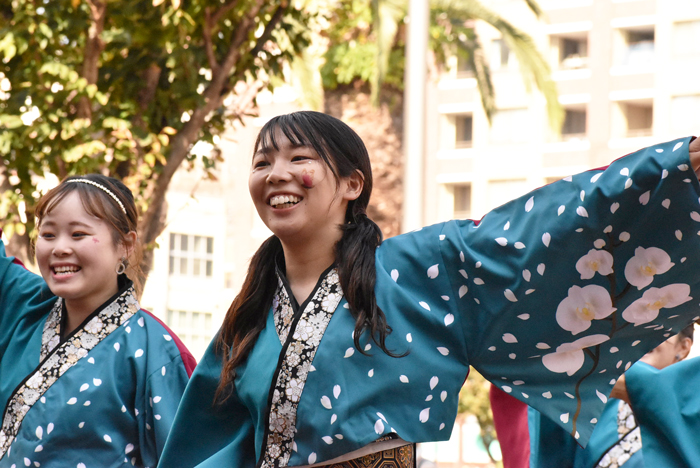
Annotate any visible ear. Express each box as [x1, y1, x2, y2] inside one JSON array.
[[342, 169, 364, 202], [121, 231, 138, 258], [678, 336, 693, 361]]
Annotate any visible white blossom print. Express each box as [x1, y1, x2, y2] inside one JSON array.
[[542, 334, 610, 376], [624, 247, 674, 290], [621, 284, 692, 325], [556, 285, 617, 335], [575, 249, 614, 280]]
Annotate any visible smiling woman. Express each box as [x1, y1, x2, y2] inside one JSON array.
[[160, 112, 700, 468], [0, 174, 195, 467]]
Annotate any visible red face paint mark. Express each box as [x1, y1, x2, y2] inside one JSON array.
[[92, 237, 99, 243], [301, 169, 314, 189]]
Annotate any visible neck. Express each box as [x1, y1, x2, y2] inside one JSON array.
[[62, 283, 121, 338], [280, 230, 341, 304]]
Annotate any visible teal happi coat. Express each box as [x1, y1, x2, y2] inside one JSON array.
[[625, 356, 700, 467], [0, 242, 196, 467], [160, 137, 700, 467]]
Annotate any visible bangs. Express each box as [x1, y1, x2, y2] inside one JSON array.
[[255, 114, 340, 179]]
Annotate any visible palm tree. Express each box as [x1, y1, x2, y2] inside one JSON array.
[[319, 0, 563, 129]]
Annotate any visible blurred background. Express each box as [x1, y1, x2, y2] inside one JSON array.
[[1, 0, 699, 465]]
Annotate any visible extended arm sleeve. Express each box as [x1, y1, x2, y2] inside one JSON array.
[[429, 136, 700, 446]]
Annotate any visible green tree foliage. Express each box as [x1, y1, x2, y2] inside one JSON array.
[[321, 0, 562, 128], [0, 0, 310, 280]]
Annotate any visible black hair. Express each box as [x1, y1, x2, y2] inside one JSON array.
[[215, 111, 394, 401], [679, 322, 695, 343]]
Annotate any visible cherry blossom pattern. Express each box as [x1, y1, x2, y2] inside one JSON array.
[[621, 284, 692, 325], [542, 335, 611, 376], [575, 249, 613, 280], [556, 285, 616, 335], [262, 269, 343, 468], [624, 247, 674, 290]]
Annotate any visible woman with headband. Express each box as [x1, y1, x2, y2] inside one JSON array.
[[0, 174, 195, 467]]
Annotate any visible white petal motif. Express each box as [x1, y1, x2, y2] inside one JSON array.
[[430, 376, 439, 390], [458, 285, 468, 298], [321, 396, 332, 410], [374, 419, 385, 434], [542, 233, 551, 247], [419, 301, 431, 311], [523, 270, 531, 282], [504, 290, 517, 302], [558, 205, 565, 216], [344, 348, 354, 358], [437, 347, 450, 356], [576, 206, 589, 218], [419, 408, 430, 423], [596, 390, 608, 404], [525, 196, 534, 212], [391, 269, 399, 282], [427, 264, 439, 279], [556, 284, 616, 334], [611, 202, 620, 214], [333, 385, 341, 399], [496, 237, 508, 246], [322, 436, 333, 445], [444, 314, 454, 326], [639, 191, 650, 205], [502, 333, 518, 343]]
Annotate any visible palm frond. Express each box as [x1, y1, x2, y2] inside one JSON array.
[[467, 37, 496, 122], [371, 0, 406, 105], [431, 0, 563, 130]]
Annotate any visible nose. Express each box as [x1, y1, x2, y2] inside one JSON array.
[[266, 160, 293, 184], [52, 237, 72, 257]]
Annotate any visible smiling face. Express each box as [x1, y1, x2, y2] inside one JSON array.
[[249, 130, 358, 246], [35, 191, 125, 316]]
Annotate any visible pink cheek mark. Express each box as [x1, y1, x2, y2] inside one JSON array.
[[92, 237, 100, 244], [301, 169, 315, 189]]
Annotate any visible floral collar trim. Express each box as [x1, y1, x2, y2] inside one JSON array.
[[0, 285, 139, 458], [262, 268, 343, 467]]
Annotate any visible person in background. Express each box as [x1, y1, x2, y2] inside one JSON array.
[[0, 174, 195, 467], [491, 322, 696, 468]]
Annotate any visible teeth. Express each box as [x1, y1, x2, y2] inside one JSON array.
[[269, 195, 301, 207], [54, 266, 80, 274]]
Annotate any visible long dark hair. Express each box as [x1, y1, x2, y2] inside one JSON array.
[[215, 111, 395, 402]]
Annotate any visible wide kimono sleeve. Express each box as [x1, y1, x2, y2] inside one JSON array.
[[383, 136, 700, 446], [0, 237, 55, 383], [624, 357, 700, 467], [157, 337, 256, 468]]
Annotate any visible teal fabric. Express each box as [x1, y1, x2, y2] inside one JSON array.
[[0, 249, 191, 467], [160, 137, 700, 467], [528, 399, 645, 468], [626, 357, 700, 467]]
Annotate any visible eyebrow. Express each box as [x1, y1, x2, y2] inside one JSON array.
[[40, 220, 94, 228], [255, 142, 310, 156]]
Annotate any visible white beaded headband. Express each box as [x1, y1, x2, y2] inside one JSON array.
[[66, 179, 127, 215]]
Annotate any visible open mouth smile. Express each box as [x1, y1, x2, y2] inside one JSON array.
[[52, 265, 82, 276], [268, 195, 302, 209]]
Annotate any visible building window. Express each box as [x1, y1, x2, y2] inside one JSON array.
[[489, 39, 515, 71], [169, 233, 214, 277], [455, 114, 473, 148], [616, 27, 654, 67], [671, 95, 700, 135], [167, 309, 214, 348], [613, 101, 653, 138], [453, 184, 472, 219], [552, 34, 588, 69], [561, 108, 587, 139], [672, 21, 700, 57]]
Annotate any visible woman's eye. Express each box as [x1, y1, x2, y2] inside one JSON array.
[[39, 233, 54, 239], [292, 155, 312, 162], [72, 232, 88, 238], [253, 160, 269, 169]]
